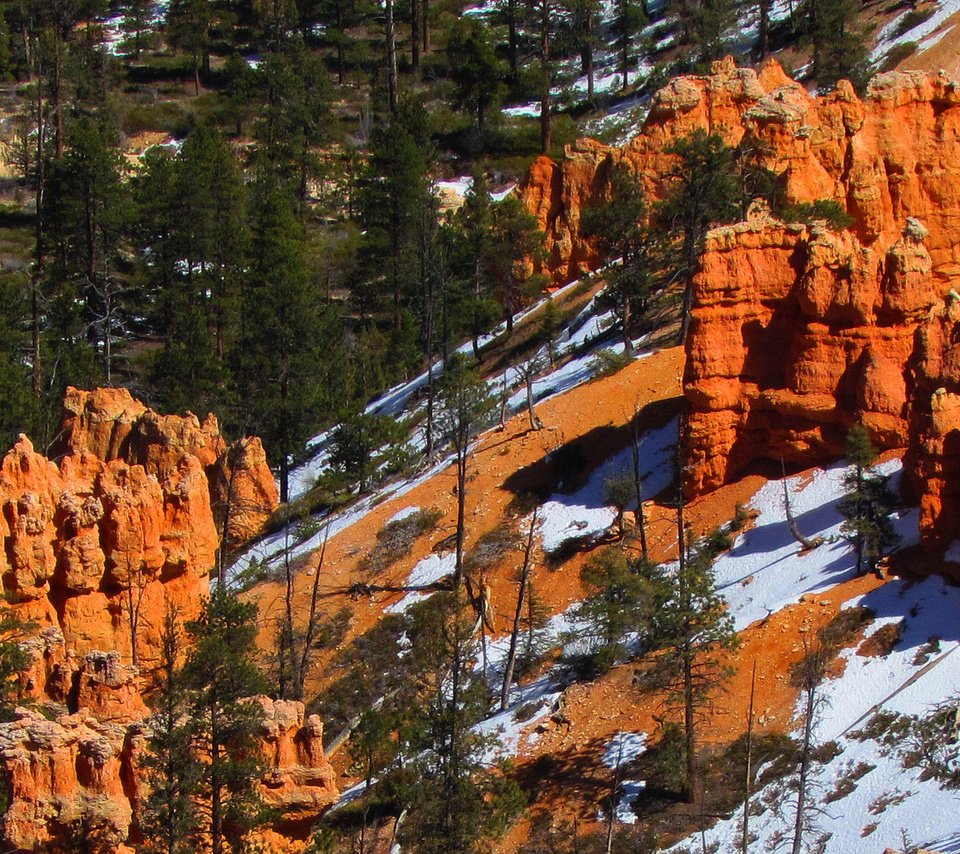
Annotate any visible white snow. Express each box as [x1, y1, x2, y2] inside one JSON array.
[[662, 456, 960, 853], [537, 416, 678, 554], [871, 0, 960, 63], [945, 540, 960, 563], [602, 731, 648, 768], [387, 506, 421, 525], [714, 460, 918, 632], [385, 553, 457, 614]]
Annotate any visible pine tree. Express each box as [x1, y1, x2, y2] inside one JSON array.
[[181, 587, 268, 854], [659, 129, 743, 345], [120, 0, 157, 58], [447, 17, 506, 139], [672, 0, 735, 62], [437, 354, 496, 587], [254, 40, 333, 211], [166, 0, 212, 94], [139, 605, 201, 854], [614, 0, 645, 90], [583, 165, 664, 355], [398, 591, 525, 853], [638, 524, 738, 802], [572, 546, 652, 677], [805, 0, 870, 93], [838, 424, 900, 577], [236, 172, 334, 502]]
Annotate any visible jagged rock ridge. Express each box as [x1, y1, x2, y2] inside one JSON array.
[[519, 59, 960, 551]]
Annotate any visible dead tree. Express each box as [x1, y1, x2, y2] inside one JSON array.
[[500, 507, 539, 711], [782, 459, 824, 551]]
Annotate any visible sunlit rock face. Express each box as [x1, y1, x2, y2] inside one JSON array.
[[519, 60, 960, 550]]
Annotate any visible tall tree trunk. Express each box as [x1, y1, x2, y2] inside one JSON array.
[[791, 659, 818, 854], [758, 0, 770, 59], [411, 0, 420, 69], [508, 0, 518, 78], [540, 0, 551, 154], [742, 660, 757, 854], [677, 489, 696, 804], [500, 509, 538, 710], [630, 411, 648, 560], [32, 79, 45, 401], [422, 0, 429, 52], [385, 0, 397, 110], [454, 447, 466, 587]]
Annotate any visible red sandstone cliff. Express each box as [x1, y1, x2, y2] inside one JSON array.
[[0, 390, 329, 851], [519, 60, 960, 550], [0, 692, 337, 852]]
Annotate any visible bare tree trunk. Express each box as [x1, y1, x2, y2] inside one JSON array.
[[605, 737, 624, 854], [791, 642, 823, 854], [385, 0, 398, 114], [411, 0, 420, 69], [630, 407, 648, 560], [540, 0, 551, 154], [454, 448, 466, 587], [421, 0, 429, 52], [742, 660, 757, 854], [297, 525, 330, 697], [677, 489, 696, 803], [782, 460, 822, 550], [500, 509, 538, 710]]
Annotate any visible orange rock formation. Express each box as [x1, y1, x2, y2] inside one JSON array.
[[519, 59, 960, 549], [0, 390, 331, 851], [0, 694, 337, 851]]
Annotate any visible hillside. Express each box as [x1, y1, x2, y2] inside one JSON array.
[[5, 1, 960, 853]]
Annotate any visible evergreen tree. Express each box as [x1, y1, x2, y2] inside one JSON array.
[[564, 0, 601, 103], [355, 99, 434, 338], [658, 129, 742, 344], [638, 525, 738, 802], [328, 411, 406, 492], [805, 0, 870, 93], [398, 591, 525, 853], [236, 172, 335, 502], [838, 424, 900, 577], [446, 17, 506, 139], [583, 164, 665, 354], [487, 195, 545, 332], [445, 172, 501, 360], [672, 0, 735, 62], [614, 0, 645, 90], [182, 587, 268, 854], [255, 41, 333, 210], [139, 605, 201, 854], [571, 546, 652, 677], [437, 354, 496, 586], [120, 0, 157, 58], [166, 0, 212, 94]]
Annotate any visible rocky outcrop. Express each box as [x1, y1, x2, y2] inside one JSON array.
[[255, 697, 339, 824], [519, 60, 960, 549], [0, 388, 278, 670], [54, 386, 279, 548], [0, 434, 213, 668], [0, 696, 337, 851]]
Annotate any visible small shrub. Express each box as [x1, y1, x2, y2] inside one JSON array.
[[912, 635, 941, 666], [589, 348, 632, 378], [881, 41, 918, 72], [782, 199, 854, 231], [729, 502, 751, 532], [233, 556, 270, 592], [892, 6, 935, 38], [817, 605, 875, 655], [464, 522, 521, 574], [857, 621, 902, 657], [357, 508, 443, 575]]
